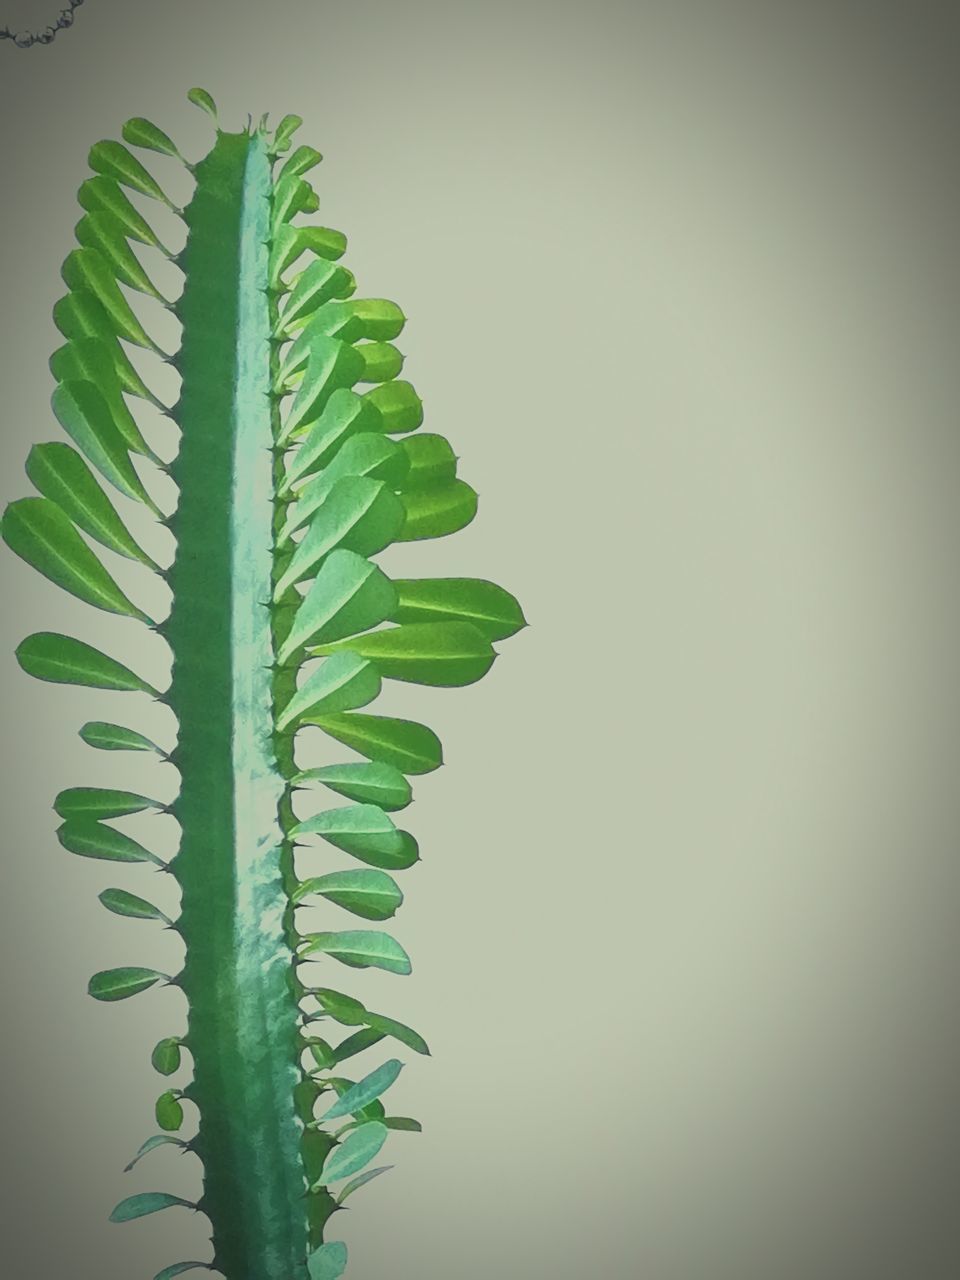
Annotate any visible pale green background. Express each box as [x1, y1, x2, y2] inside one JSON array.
[[1, 2, 958, 1278]]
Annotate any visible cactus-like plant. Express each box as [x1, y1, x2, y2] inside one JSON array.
[[2, 90, 524, 1280]]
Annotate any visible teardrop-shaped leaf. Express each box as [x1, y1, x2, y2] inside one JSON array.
[[270, 224, 348, 290], [61, 249, 165, 353], [294, 869, 403, 921], [108, 1191, 191, 1223], [75, 212, 169, 302], [89, 140, 174, 207], [362, 1010, 430, 1056], [355, 341, 404, 384], [307, 1241, 348, 1280], [316, 1121, 389, 1185], [122, 117, 182, 159], [292, 803, 402, 859], [311, 987, 368, 1026], [272, 174, 318, 233], [279, 339, 366, 442], [278, 549, 398, 661], [392, 577, 526, 641], [51, 381, 162, 512], [187, 87, 218, 120], [78, 176, 171, 253], [280, 435, 408, 541], [331, 1026, 387, 1063], [277, 653, 380, 730], [279, 144, 323, 180], [335, 1164, 393, 1205], [363, 380, 423, 434], [320, 1059, 404, 1121], [55, 786, 162, 820], [99, 888, 171, 923], [383, 1115, 422, 1131], [80, 721, 164, 753], [152, 1037, 182, 1075], [58, 818, 165, 866], [280, 260, 354, 333], [52, 290, 163, 403], [399, 433, 458, 489], [311, 711, 442, 775], [399, 479, 478, 540], [306, 1037, 336, 1070], [315, 621, 495, 687], [273, 113, 304, 152], [294, 761, 412, 811], [123, 1134, 184, 1172], [156, 1090, 184, 1131], [90, 967, 166, 1002], [15, 631, 159, 694], [49, 338, 161, 461], [301, 930, 412, 975], [299, 298, 405, 345], [154, 1265, 210, 1280], [2, 498, 153, 621], [281, 393, 381, 491]]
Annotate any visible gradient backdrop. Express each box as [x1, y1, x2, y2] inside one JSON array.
[[1, 2, 958, 1277]]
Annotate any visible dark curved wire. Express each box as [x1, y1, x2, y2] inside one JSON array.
[[1, 0, 86, 47]]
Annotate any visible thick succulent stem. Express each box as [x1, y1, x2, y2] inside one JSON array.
[[165, 129, 309, 1280]]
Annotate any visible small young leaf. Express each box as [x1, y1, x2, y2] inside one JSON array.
[[89, 967, 166, 1002], [108, 1191, 192, 1222], [99, 888, 171, 923], [319, 1059, 404, 1121], [399, 433, 458, 489], [187, 87, 218, 120], [58, 818, 164, 866], [398, 479, 478, 540], [363, 380, 423, 433], [151, 1038, 182, 1075], [89, 140, 174, 206], [15, 631, 159, 694], [306, 1037, 336, 1070], [279, 144, 323, 180], [278, 550, 398, 661], [392, 577, 527, 641], [331, 1026, 387, 1063], [2, 498, 153, 621], [294, 761, 412, 811], [154, 1265, 210, 1280], [313, 621, 496, 688], [51, 380, 162, 512], [294, 869, 403, 922], [277, 652, 380, 730], [80, 721, 164, 754], [55, 786, 162, 820], [363, 1010, 430, 1056], [307, 1240, 348, 1280], [123, 1134, 183, 1172], [78, 176, 171, 252], [316, 1122, 388, 1185], [383, 1115, 422, 1131], [311, 711, 442, 775], [301, 930, 412, 976], [122, 117, 182, 159], [155, 1090, 184, 1131], [273, 113, 304, 152], [335, 1164, 393, 1205], [311, 987, 368, 1026], [270, 224, 348, 290]]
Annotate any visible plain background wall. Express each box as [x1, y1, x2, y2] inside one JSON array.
[[1, 2, 958, 1277]]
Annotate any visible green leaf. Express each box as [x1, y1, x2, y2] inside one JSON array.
[[298, 298, 405, 345], [335, 1164, 393, 1205], [99, 888, 171, 923], [273, 113, 304, 153], [187, 87, 218, 120], [62, 248, 166, 353], [78, 176, 171, 253], [279, 338, 366, 442], [75, 212, 169, 302], [2, 497, 153, 621], [311, 711, 442, 775], [123, 1134, 184, 1172], [51, 381, 162, 512], [278, 549, 398, 661], [55, 786, 162, 820], [79, 720, 164, 753], [331, 1026, 387, 1063], [15, 631, 159, 694], [363, 1010, 430, 1056], [320, 1058, 404, 1120], [392, 577, 526, 641], [280, 259, 354, 333], [311, 987, 368, 1026], [270, 224, 348, 289], [399, 479, 478, 540], [294, 869, 404, 922], [280, 392, 380, 489], [363, 380, 423, 433], [155, 1089, 184, 1131], [154, 1265, 210, 1280], [399, 433, 458, 489], [294, 761, 412, 811], [49, 338, 161, 460], [58, 818, 164, 866], [152, 1037, 182, 1075], [314, 621, 496, 687], [383, 1115, 422, 1131], [89, 140, 174, 207], [277, 653, 380, 730], [89, 967, 166, 1002], [357, 341, 404, 383], [279, 144, 323, 180], [108, 1191, 191, 1222], [316, 1121, 388, 1185], [292, 803, 402, 859], [122, 117, 182, 159], [306, 1037, 336, 1070], [307, 1241, 348, 1280], [272, 174, 318, 233], [279, 435, 408, 541], [301, 930, 412, 975], [52, 290, 162, 403]]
